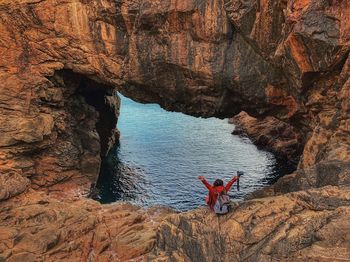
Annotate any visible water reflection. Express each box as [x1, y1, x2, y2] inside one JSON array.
[[97, 143, 150, 205], [96, 95, 295, 211]]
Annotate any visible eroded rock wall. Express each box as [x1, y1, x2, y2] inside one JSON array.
[[222, 0, 350, 177], [230, 111, 303, 164], [0, 0, 350, 261], [0, 0, 123, 197], [120, 0, 285, 118], [1, 0, 348, 199]]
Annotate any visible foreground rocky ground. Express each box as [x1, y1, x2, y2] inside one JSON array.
[[0, 191, 173, 261], [0, 0, 349, 261], [151, 186, 350, 261], [2, 186, 350, 261]]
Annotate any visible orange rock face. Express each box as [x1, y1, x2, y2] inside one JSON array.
[[0, 0, 123, 197], [1, 0, 348, 195], [0, 0, 349, 261], [230, 111, 302, 164], [3, 187, 349, 262], [0, 191, 173, 261], [151, 186, 350, 261]]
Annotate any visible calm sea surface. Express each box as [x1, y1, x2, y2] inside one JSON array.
[[96, 95, 294, 211]]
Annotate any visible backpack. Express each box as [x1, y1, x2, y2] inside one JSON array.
[[213, 189, 231, 214]]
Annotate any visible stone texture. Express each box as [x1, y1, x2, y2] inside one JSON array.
[[151, 186, 350, 262], [0, 191, 173, 262], [0, 0, 122, 196], [119, 0, 281, 118], [0, 173, 30, 201], [1, 0, 349, 197], [2, 186, 350, 262], [229, 111, 303, 164], [0, 0, 350, 261]]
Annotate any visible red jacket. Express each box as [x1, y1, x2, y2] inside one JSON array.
[[200, 177, 238, 210]]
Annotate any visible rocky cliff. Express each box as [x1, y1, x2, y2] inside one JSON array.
[[0, 0, 123, 199], [151, 186, 350, 261], [0, 0, 349, 261]]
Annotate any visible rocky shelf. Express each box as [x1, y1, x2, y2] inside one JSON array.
[[0, 0, 349, 261]]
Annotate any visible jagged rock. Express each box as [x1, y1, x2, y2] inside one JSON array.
[[2, 186, 350, 261], [229, 111, 303, 164], [120, 0, 282, 118], [0, 0, 349, 261], [150, 186, 350, 261], [251, 160, 350, 199], [1, 0, 349, 194], [0, 191, 173, 261], [0, 173, 30, 201], [0, 0, 122, 195]]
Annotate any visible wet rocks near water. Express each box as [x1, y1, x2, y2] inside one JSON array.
[[0, 0, 349, 261], [229, 111, 303, 165]]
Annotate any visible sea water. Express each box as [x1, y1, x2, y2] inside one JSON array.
[[96, 95, 294, 211]]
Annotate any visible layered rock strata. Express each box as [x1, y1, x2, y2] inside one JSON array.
[[229, 111, 303, 164], [151, 186, 350, 261], [0, 0, 349, 261], [119, 0, 350, 197], [1, 0, 349, 201], [0, 0, 122, 198], [0, 191, 172, 261]]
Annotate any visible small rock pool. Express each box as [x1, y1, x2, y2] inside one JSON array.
[[96, 95, 294, 211]]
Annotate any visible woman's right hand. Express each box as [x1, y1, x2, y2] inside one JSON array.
[[198, 176, 205, 181]]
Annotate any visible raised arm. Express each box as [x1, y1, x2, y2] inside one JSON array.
[[198, 176, 212, 190], [226, 176, 238, 192]]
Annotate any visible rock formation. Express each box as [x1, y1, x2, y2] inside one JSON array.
[[151, 186, 350, 261], [229, 111, 303, 164], [118, 0, 350, 196], [0, 0, 124, 199], [0, 0, 349, 261], [0, 190, 173, 261]]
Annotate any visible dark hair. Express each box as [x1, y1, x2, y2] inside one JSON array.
[[213, 179, 224, 187]]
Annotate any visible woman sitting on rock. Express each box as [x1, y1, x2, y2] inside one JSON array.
[[198, 175, 239, 214]]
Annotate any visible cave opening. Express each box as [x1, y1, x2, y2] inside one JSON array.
[[50, 70, 296, 211], [47, 69, 120, 187], [75, 77, 119, 158], [95, 95, 296, 211]]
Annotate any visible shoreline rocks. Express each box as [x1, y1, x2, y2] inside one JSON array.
[[229, 111, 303, 165], [0, 0, 349, 261]]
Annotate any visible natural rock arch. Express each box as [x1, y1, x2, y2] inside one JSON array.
[[0, 0, 349, 261]]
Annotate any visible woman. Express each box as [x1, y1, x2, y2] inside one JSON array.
[[198, 175, 239, 211]]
